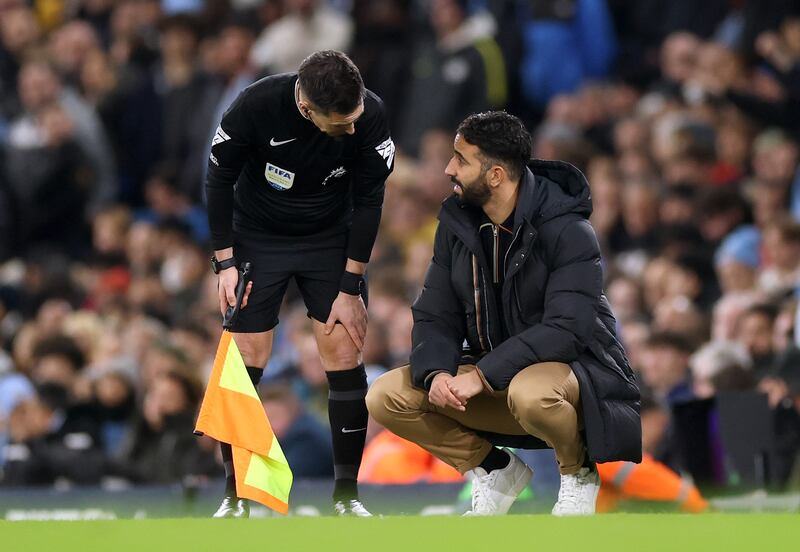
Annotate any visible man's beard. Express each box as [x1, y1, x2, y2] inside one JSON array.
[[452, 174, 491, 207]]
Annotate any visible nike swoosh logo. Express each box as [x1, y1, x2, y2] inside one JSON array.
[[270, 137, 297, 146], [341, 427, 367, 433]]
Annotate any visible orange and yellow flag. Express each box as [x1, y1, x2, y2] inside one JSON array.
[[195, 331, 293, 514]]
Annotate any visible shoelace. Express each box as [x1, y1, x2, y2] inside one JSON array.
[[556, 474, 582, 508], [471, 471, 499, 512]]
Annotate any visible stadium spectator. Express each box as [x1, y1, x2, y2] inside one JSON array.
[[92, 369, 137, 455], [734, 304, 780, 374], [4, 97, 94, 255], [640, 332, 695, 405], [154, 14, 220, 202], [107, 369, 217, 484], [250, 0, 353, 74], [396, 0, 502, 154], [689, 340, 755, 399], [0, 349, 34, 463], [2, 383, 105, 486], [136, 165, 211, 243], [0, 4, 40, 119], [759, 218, 800, 298], [715, 226, 761, 294], [516, 0, 617, 110], [260, 383, 334, 478]]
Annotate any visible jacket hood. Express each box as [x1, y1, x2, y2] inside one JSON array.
[[522, 159, 592, 225]]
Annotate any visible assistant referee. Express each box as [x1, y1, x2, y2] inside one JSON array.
[[206, 50, 394, 517]]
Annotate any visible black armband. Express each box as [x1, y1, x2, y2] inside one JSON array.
[[339, 271, 365, 296]]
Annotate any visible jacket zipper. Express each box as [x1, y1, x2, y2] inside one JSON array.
[[471, 255, 488, 352]]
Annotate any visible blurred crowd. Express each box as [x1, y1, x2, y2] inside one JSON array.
[[1, 0, 800, 493]]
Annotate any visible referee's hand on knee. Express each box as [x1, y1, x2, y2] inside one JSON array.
[[218, 266, 253, 316], [324, 292, 367, 350]]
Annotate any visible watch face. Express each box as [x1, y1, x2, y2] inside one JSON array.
[[211, 258, 219, 273]]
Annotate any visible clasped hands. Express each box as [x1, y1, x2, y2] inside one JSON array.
[[428, 366, 485, 411]]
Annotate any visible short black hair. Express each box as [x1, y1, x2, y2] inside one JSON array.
[[663, 183, 697, 202], [456, 111, 532, 181], [645, 331, 695, 354], [743, 303, 779, 324], [158, 13, 202, 41], [673, 250, 714, 281], [33, 335, 86, 372], [297, 50, 365, 115], [163, 368, 202, 410], [699, 187, 751, 219]]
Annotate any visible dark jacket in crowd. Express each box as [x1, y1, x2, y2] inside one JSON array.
[[108, 413, 218, 484], [397, 40, 491, 155], [3, 138, 92, 255], [1, 405, 105, 487], [280, 412, 334, 478], [410, 159, 641, 463]]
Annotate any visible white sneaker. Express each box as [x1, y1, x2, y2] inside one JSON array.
[[464, 449, 533, 516], [552, 466, 600, 516]]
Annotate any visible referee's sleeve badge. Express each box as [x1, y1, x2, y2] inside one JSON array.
[[212, 125, 231, 146], [375, 138, 396, 169]]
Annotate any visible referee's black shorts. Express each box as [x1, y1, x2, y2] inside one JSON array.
[[228, 229, 367, 333]]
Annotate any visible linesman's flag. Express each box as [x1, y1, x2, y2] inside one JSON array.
[[195, 330, 293, 514]]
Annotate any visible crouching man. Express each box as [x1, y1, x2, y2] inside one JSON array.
[[367, 112, 641, 516]]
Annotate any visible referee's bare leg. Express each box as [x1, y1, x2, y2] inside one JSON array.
[[213, 330, 273, 518], [312, 320, 372, 516]]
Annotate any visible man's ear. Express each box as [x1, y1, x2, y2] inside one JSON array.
[[488, 165, 505, 188]]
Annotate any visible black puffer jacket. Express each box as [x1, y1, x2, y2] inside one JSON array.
[[411, 160, 641, 463]]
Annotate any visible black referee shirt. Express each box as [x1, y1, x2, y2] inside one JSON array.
[[206, 73, 395, 262]]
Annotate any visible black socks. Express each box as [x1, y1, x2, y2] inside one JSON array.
[[326, 365, 369, 502], [479, 447, 511, 473], [220, 365, 264, 497], [246, 366, 263, 388], [221, 441, 236, 495]]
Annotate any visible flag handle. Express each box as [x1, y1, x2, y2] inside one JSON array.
[[223, 261, 252, 330]]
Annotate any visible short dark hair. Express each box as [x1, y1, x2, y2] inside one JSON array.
[[158, 14, 202, 41], [33, 335, 86, 372], [742, 303, 779, 324], [770, 218, 800, 244], [297, 50, 365, 115], [699, 187, 750, 218], [456, 111, 532, 181], [645, 331, 694, 355], [163, 368, 202, 410]]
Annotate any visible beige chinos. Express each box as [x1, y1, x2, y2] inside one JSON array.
[[367, 362, 586, 475]]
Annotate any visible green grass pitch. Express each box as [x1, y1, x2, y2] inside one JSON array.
[[2, 514, 798, 552]]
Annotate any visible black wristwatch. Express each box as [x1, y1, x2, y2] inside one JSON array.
[[339, 271, 365, 296], [211, 256, 237, 274]]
